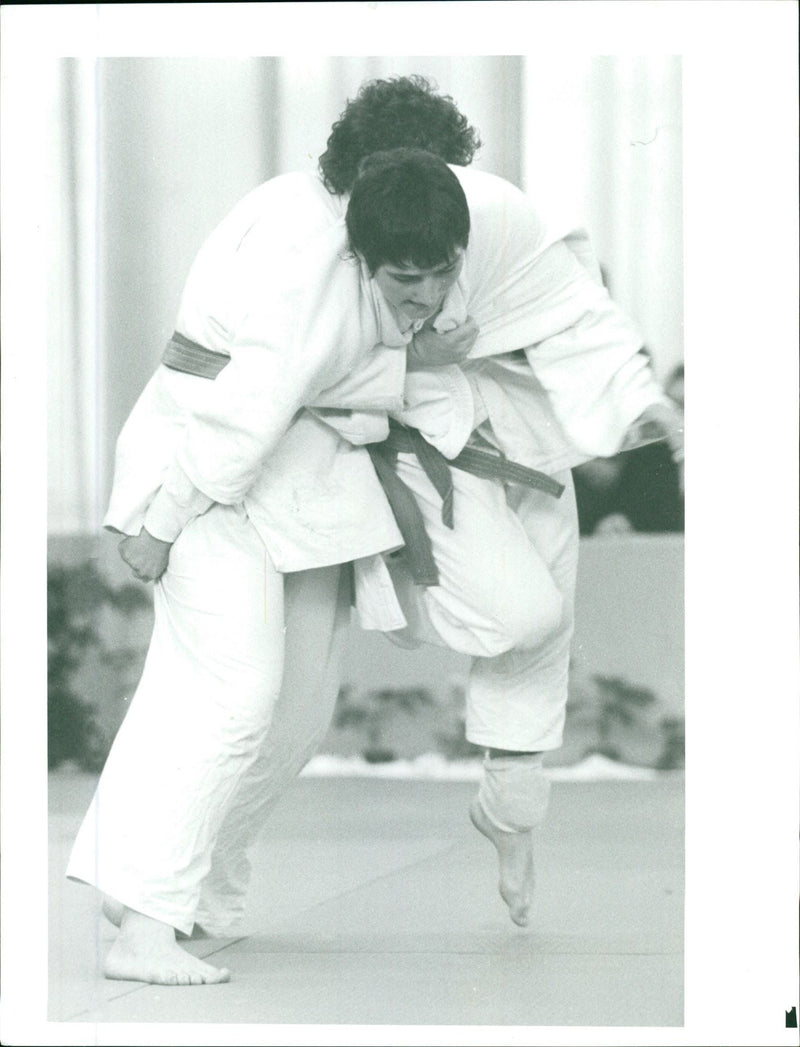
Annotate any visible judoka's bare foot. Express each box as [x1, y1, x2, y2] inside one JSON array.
[[470, 798, 534, 928], [103, 898, 210, 939], [103, 908, 230, 985]]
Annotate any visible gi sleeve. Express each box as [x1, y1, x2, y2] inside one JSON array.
[[457, 169, 669, 458], [142, 464, 213, 543], [168, 224, 376, 505], [520, 247, 665, 457]]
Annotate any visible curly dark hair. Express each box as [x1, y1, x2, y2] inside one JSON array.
[[319, 75, 481, 195]]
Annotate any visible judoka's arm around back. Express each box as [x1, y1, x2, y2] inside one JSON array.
[[453, 169, 682, 464]]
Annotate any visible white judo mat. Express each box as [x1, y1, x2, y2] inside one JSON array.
[[48, 769, 684, 1031]]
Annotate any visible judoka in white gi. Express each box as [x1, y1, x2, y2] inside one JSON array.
[[67, 78, 683, 985]]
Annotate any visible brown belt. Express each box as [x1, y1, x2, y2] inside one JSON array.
[[163, 331, 230, 378], [368, 421, 563, 587], [162, 331, 563, 588]]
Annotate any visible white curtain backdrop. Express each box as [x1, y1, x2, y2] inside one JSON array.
[[522, 55, 682, 379], [47, 56, 682, 535]]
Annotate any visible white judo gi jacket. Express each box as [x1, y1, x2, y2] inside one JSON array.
[[104, 166, 667, 622]]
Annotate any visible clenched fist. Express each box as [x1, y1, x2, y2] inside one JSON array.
[[408, 316, 479, 369], [635, 401, 684, 464], [119, 528, 172, 582]]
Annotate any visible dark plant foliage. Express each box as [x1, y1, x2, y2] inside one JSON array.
[[656, 715, 686, 771], [48, 561, 150, 771], [334, 684, 435, 763], [591, 675, 657, 758]]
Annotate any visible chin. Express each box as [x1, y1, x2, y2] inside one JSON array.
[[405, 306, 437, 320]]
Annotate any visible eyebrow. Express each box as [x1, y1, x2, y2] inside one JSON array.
[[385, 259, 459, 276]]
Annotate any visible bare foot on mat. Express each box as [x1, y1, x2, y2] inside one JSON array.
[[103, 908, 230, 985]]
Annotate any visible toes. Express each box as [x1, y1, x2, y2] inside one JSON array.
[[154, 966, 223, 986], [501, 883, 530, 919], [190, 961, 231, 985], [169, 961, 228, 986], [510, 903, 530, 928]]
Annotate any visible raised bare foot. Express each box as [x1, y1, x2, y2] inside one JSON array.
[[470, 797, 534, 927], [103, 908, 230, 985]]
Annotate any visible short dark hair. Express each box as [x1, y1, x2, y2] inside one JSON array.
[[345, 148, 470, 274], [319, 75, 481, 196]]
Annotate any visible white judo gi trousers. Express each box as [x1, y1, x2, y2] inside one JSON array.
[[68, 464, 578, 934], [387, 454, 579, 753], [67, 504, 351, 935]]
